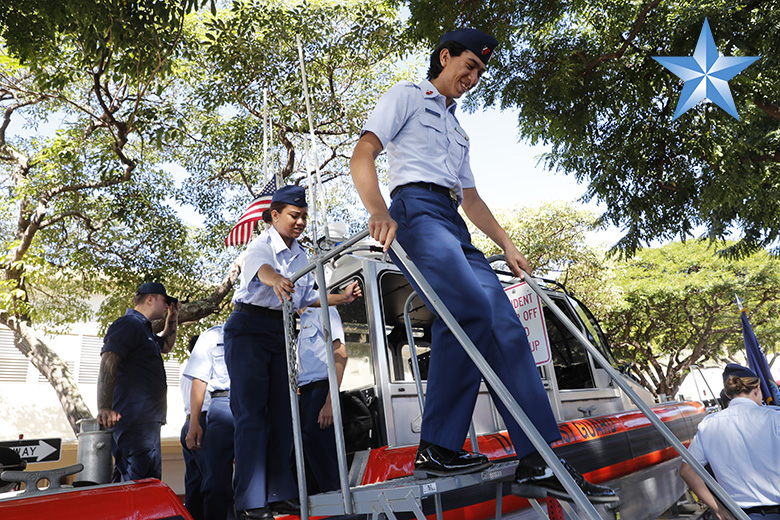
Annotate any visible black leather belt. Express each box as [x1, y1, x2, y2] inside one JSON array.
[[234, 302, 282, 319], [744, 505, 780, 515], [390, 182, 456, 200], [211, 390, 229, 398], [298, 380, 329, 394]]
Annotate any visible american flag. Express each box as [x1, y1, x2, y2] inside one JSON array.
[[224, 180, 277, 247]]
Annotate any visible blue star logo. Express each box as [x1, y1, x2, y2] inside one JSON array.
[[653, 18, 759, 121]]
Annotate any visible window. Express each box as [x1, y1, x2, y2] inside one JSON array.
[[378, 272, 435, 382], [78, 335, 103, 384], [0, 328, 28, 383], [331, 276, 374, 391], [543, 298, 595, 390]]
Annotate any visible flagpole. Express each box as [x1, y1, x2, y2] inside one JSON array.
[[263, 87, 269, 184], [735, 293, 745, 312], [737, 295, 780, 405], [296, 34, 327, 254]]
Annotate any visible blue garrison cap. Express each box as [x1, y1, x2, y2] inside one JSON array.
[[136, 282, 177, 304], [272, 185, 307, 208], [723, 363, 757, 381], [440, 27, 498, 65]]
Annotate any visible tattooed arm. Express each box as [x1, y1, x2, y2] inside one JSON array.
[[160, 301, 181, 354], [96, 351, 122, 428]]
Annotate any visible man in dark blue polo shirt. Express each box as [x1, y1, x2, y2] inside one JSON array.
[[97, 282, 181, 481]]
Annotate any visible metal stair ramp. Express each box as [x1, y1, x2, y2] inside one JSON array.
[[279, 228, 748, 520], [518, 274, 749, 520]]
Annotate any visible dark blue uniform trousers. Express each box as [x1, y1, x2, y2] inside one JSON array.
[[389, 186, 561, 458], [111, 421, 162, 482], [204, 396, 236, 520], [224, 310, 297, 511], [181, 412, 208, 520], [298, 382, 339, 494]]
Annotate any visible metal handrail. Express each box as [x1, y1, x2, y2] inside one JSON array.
[[283, 228, 370, 520], [403, 291, 481, 455], [403, 291, 427, 415], [288, 229, 370, 285], [520, 274, 750, 520], [314, 261, 352, 513], [388, 240, 604, 520]]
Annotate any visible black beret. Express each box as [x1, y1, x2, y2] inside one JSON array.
[[722, 363, 757, 381], [440, 27, 498, 65], [272, 185, 307, 208]]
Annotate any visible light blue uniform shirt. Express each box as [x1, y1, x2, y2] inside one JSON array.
[[687, 397, 780, 507], [183, 325, 230, 394], [180, 374, 211, 414], [362, 79, 475, 204], [297, 307, 345, 387], [232, 225, 319, 311]]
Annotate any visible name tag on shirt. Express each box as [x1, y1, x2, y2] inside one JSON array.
[[424, 107, 441, 118]]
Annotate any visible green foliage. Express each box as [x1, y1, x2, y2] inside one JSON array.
[[0, 0, 233, 351], [599, 240, 780, 395], [169, 0, 411, 240], [468, 202, 603, 275], [403, 1, 780, 258], [0, 0, 204, 82], [466, 202, 624, 322]]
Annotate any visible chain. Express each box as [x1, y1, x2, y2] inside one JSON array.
[[283, 297, 299, 394]]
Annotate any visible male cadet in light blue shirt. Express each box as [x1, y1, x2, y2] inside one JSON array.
[[185, 324, 235, 520], [296, 306, 348, 494], [350, 27, 616, 503]]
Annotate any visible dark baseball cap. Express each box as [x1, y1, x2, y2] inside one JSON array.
[[440, 27, 498, 65], [136, 282, 178, 304]]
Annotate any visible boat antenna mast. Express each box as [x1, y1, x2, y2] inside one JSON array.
[[296, 34, 329, 255]]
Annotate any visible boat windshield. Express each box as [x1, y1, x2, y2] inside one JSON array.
[[567, 294, 618, 368]]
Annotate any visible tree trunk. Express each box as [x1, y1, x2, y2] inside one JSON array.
[[2, 317, 93, 435]]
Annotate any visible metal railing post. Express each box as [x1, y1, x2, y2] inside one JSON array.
[[404, 291, 480, 453], [283, 297, 310, 520], [283, 228, 370, 516], [314, 261, 353, 514], [404, 292, 427, 414]]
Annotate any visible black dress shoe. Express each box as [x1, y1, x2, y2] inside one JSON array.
[[238, 507, 274, 520], [512, 456, 619, 504], [269, 499, 301, 515], [413, 443, 493, 478]]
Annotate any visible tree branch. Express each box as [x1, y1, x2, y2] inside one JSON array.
[[575, 0, 662, 75]]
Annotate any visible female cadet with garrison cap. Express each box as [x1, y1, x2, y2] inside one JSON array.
[[224, 185, 361, 520], [681, 363, 780, 520], [350, 27, 616, 503]]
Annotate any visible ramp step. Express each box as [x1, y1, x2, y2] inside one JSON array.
[[308, 460, 518, 516]]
